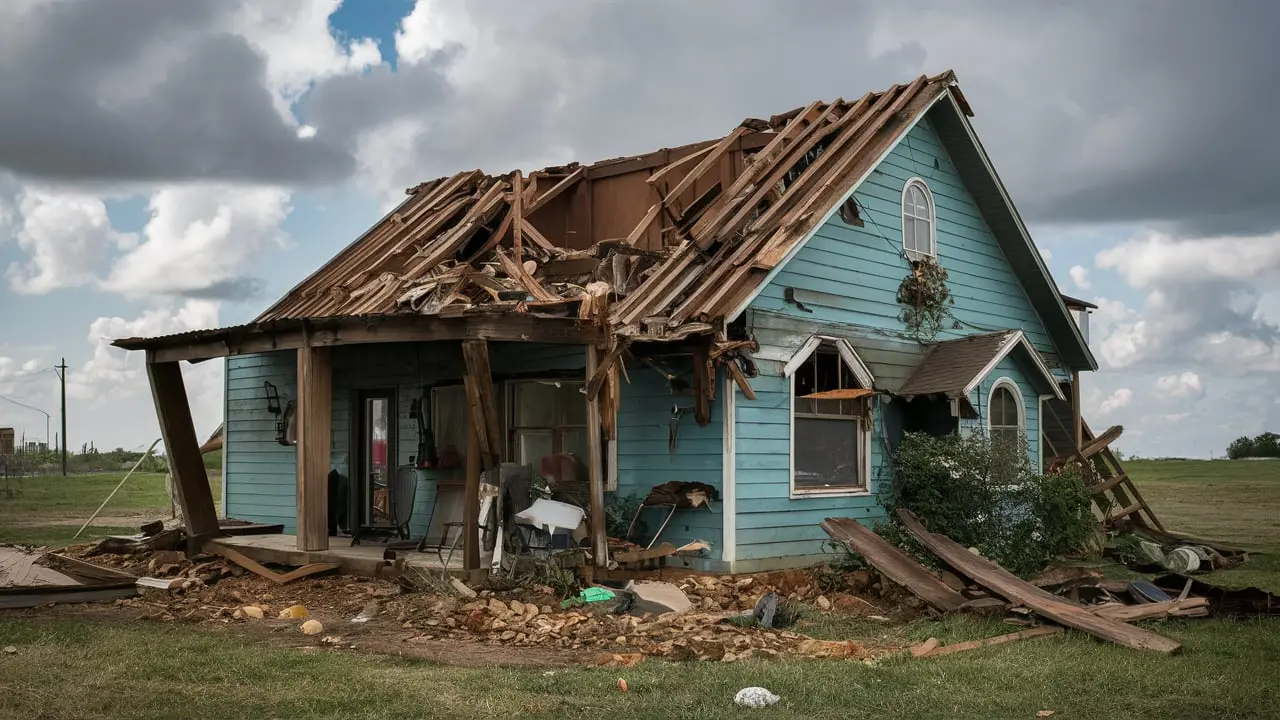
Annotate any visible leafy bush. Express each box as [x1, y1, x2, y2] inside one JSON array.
[[1227, 432, 1280, 459], [880, 432, 1094, 578]]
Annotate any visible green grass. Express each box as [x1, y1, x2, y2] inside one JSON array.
[[0, 615, 1276, 720], [1123, 459, 1280, 552], [0, 472, 222, 547]]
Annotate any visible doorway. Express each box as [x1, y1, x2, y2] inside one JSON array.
[[352, 388, 397, 533]]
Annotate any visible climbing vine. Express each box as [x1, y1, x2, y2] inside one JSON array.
[[897, 257, 954, 341]]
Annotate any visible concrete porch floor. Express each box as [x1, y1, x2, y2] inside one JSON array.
[[213, 533, 466, 575]]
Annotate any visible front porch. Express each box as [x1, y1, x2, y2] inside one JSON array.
[[212, 533, 465, 574]]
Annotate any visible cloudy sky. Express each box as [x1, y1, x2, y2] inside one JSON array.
[[0, 0, 1276, 458]]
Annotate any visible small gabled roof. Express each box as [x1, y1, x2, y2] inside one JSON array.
[[897, 330, 1065, 402]]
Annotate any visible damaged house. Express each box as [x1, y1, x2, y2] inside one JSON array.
[[114, 71, 1096, 575]]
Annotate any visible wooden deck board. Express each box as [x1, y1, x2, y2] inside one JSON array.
[[214, 534, 465, 575]]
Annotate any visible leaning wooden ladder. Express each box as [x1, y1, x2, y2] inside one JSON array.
[[1075, 422, 1165, 532]]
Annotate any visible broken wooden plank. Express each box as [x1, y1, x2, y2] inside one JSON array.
[[494, 248, 558, 302], [819, 516, 965, 612], [896, 509, 1182, 654], [623, 203, 662, 246], [0, 581, 137, 609], [645, 145, 714, 188], [915, 626, 1062, 659], [511, 170, 524, 260], [725, 360, 757, 401], [1091, 597, 1210, 622], [207, 543, 340, 585], [1079, 425, 1123, 460], [461, 339, 502, 470], [662, 127, 747, 208], [586, 340, 630, 401], [614, 543, 677, 564]]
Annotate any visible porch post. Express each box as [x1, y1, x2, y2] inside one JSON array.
[[146, 354, 219, 547], [296, 346, 331, 551], [585, 345, 608, 567], [461, 340, 500, 573], [1071, 370, 1083, 451]]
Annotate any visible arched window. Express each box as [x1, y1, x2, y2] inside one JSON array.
[[902, 178, 936, 259], [987, 378, 1024, 448]]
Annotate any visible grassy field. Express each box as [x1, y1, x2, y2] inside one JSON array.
[[0, 471, 222, 546], [0, 461, 1276, 719]]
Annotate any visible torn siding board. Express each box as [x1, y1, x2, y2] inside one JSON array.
[[748, 115, 1060, 359], [748, 311, 926, 393], [614, 361, 723, 566], [224, 351, 298, 532], [732, 365, 887, 563]]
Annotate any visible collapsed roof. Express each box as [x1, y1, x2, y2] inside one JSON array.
[[255, 72, 961, 345]]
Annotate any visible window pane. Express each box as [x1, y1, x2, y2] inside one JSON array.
[[999, 387, 1019, 425], [559, 383, 587, 426], [560, 428, 588, 462], [903, 217, 917, 251], [915, 219, 931, 254], [516, 430, 554, 467], [795, 397, 816, 414], [514, 382, 558, 427], [795, 417, 860, 489], [990, 390, 1003, 426]]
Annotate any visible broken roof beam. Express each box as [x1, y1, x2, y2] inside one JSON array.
[[405, 179, 508, 280], [645, 145, 715, 189], [511, 170, 524, 260], [661, 126, 749, 209], [494, 248, 559, 303]]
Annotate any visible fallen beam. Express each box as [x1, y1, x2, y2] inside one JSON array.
[[897, 509, 1182, 654], [208, 543, 340, 585], [820, 517, 965, 612], [914, 626, 1062, 659]]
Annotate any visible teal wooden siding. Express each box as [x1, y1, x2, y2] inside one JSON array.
[[733, 366, 885, 565], [614, 360, 723, 566], [731, 112, 1061, 566], [224, 351, 298, 530], [750, 114, 1061, 361]]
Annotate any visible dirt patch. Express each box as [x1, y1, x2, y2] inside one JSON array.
[[15, 542, 916, 667]]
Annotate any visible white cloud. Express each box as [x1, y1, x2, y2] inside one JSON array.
[[396, 0, 479, 72], [1038, 246, 1052, 264], [1096, 230, 1280, 289], [6, 189, 135, 294], [72, 300, 225, 442], [1099, 387, 1133, 414], [1155, 371, 1204, 399], [1068, 264, 1090, 290], [103, 185, 292, 298]]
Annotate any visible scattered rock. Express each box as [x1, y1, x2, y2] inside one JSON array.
[[320, 636, 344, 646], [2, 646, 16, 655], [279, 604, 309, 619], [351, 601, 379, 623], [734, 687, 781, 709], [629, 580, 693, 615], [240, 605, 265, 620], [816, 596, 832, 611], [301, 620, 324, 636]]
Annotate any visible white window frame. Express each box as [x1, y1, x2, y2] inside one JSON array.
[[785, 336, 874, 499], [901, 177, 937, 260], [986, 376, 1026, 442]]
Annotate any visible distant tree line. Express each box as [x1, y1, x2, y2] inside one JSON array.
[[1226, 432, 1280, 460]]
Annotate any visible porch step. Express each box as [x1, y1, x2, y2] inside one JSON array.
[[1090, 473, 1129, 495], [1110, 502, 1145, 521]]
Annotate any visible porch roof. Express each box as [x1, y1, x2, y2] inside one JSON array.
[[897, 330, 1065, 402], [111, 312, 605, 363]]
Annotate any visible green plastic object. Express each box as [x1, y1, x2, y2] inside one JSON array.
[[561, 586, 616, 608]]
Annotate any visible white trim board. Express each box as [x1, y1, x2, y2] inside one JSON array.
[[962, 330, 1064, 401], [985, 376, 1026, 435], [219, 358, 229, 518], [721, 379, 736, 572], [728, 88, 953, 322]]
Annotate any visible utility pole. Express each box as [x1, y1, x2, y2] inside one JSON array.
[[56, 358, 67, 476]]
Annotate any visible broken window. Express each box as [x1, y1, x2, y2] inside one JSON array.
[[792, 341, 871, 494], [902, 179, 936, 259], [987, 380, 1023, 448]]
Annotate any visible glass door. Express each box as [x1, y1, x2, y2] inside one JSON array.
[[356, 389, 396, 528]]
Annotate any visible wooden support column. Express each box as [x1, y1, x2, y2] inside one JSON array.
[[464, 410, 481, 572], [586, 345, 608, 567], [1071, 370, 1083, 451], [296, 346, 332, 552], [146, 355, 219, 547], [461, 340, 500, 573]]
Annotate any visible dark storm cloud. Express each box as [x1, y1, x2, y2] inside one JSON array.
[[0, 0, 351, 184]]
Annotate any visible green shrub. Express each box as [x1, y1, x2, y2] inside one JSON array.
[[881, 431, 1094, 578]]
